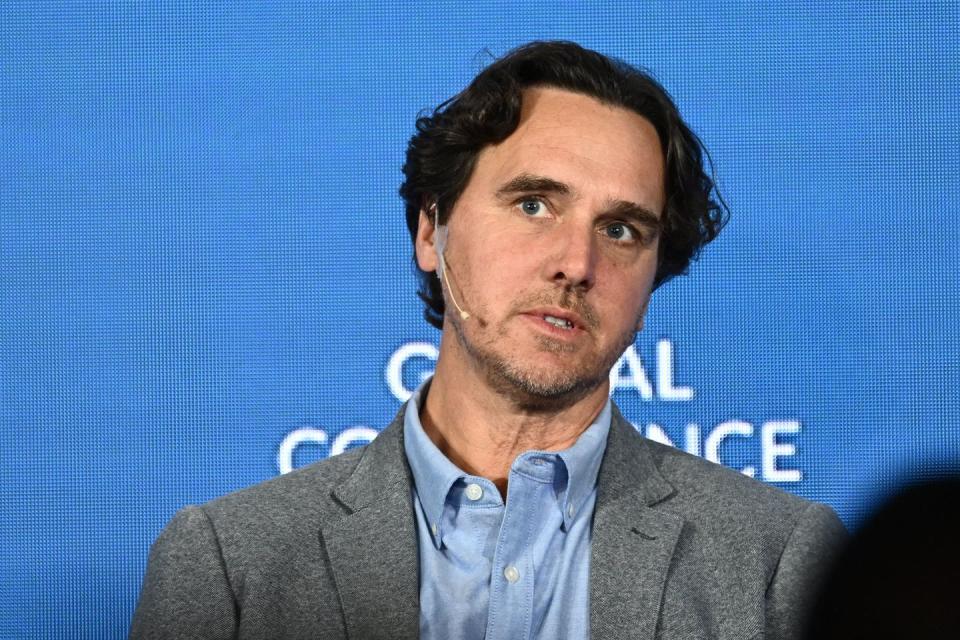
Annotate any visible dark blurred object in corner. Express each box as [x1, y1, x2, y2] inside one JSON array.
[[805, 474, 960, 639]]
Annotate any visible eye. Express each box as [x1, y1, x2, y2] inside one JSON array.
[[517, 198, 547, 217], [604, 222, 637, 243]]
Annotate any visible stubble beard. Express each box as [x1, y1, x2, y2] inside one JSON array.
[[448, 293, 639, 412]]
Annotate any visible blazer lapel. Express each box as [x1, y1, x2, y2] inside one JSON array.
[[320, 412, 420, 640], [591, 407, 684, 640]]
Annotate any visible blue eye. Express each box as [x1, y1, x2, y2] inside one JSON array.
[[519, 199, 545, 216], [605, 222, 636, 242]]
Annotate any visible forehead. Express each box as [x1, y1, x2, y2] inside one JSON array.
[[471, 86, 666, 212]]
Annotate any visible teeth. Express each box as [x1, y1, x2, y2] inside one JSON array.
[[544, 315, 573, 329]]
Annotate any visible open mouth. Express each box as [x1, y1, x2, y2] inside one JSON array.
[[543, 314, 575, 330]]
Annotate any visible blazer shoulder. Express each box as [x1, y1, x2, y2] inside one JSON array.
[[195, 444, 368, 543], [195, 410, 410, 548], [642, 435, 812, 519], [213, 445, 364, 508], [134, 415, 413, 639], [635, 433, 847, 571], [133, 449, 374, 640]]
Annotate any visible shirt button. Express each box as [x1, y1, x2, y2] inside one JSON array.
[[567, 503, 576, 518], [503, 565, 520, 583], [431, 522, 438, 536], [465, 483, 483, 501]]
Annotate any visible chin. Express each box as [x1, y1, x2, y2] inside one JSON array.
[[485, 358, 609, 411], [454, 314, 617, 407]]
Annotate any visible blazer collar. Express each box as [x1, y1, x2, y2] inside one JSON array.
[[590, 405, 684, 640], [331, 408, 412, 512], [321, 408, 420, 640], [597, 405, 675, 508], [320, 401, 684, 640]]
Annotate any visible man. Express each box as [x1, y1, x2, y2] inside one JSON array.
[[131, 41, 846, 639]]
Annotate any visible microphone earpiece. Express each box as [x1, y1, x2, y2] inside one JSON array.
[[433, 208, 471, 321]]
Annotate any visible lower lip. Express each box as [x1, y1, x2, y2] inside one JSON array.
[[521, 314, 586, 339]]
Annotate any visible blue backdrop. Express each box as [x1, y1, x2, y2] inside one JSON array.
[[2, 2, 958, 637]]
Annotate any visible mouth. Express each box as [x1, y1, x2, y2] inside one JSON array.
[[522, 307, 588, 336], [543, 314, 575, 330]]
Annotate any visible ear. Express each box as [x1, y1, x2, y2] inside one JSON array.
[[414, 207, 439, 273]]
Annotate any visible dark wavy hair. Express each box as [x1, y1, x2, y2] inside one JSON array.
[[400, 41, 728, 329]]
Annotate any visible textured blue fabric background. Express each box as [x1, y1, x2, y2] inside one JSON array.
[[2, 2, 957, 637]]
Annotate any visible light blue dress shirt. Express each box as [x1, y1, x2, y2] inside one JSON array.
[[403, 382, 612, 640]]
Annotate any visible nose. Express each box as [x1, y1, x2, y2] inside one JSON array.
[[543, 222, 597, 292]]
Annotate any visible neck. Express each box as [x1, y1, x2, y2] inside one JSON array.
[[420, 333, 609, 497]]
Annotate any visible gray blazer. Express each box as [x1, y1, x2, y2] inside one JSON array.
[[130, 406, 846, 639]]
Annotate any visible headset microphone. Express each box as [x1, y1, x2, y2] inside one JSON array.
[[433, 209, 471, 321]]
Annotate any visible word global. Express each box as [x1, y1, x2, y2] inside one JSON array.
[[276, 340, 803, 483], [386, 340, 694, 402]]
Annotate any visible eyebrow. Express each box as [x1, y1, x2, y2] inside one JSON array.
[[496, 172, 663, 234], [605, 200, 663, 235], [495, 173, 571, 199]]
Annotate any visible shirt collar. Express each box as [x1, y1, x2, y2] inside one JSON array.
[[553, 398, 611, 530], [403, 382, 464, 549], [403, 378, 613, 542]]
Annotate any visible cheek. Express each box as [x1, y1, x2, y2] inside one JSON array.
[[462, 223, 531, 274], [628, 243, 659, 291], [597, 261, 657, 317]]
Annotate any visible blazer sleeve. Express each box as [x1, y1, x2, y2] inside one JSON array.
[[130, 506, 238, 640], [764, 501, 848, 640]]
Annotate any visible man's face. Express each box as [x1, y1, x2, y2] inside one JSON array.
[[416, 87, 666, 407]]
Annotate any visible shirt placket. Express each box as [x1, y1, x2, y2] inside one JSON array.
[[485, 464, 549, 640]]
